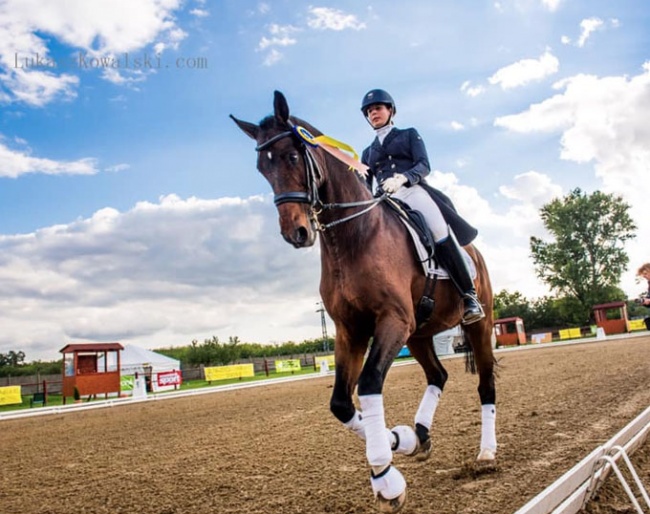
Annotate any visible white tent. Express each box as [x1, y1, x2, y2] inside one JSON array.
[[120, 345, 181, 393]]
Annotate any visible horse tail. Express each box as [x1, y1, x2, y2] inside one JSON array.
[[459, 327, 477, 374]]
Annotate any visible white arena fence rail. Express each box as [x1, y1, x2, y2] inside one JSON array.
[[515, 404, 650, 514]]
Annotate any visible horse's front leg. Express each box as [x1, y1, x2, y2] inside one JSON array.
[[329, 321, 371, 441], [357, 315, 413, 513]]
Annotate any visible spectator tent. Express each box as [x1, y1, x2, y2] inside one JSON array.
[[120, 345, 182, 394]]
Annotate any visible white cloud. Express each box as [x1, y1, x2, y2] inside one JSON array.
[[0, 195, 323, 361], [307, 7, 366, 31], [104, 163, 131, 173], [0, 139, 98, 178], [499, 171, 563, 206], [489, 48, 559, 90], [460, 81, 486, 97], [0, 0, 186, 105], [494, 62, 650, 294], [257, 24, 299, 65], [263, 48, 283, 66], [577, 17, 604, 48], [258, 24, 299, 50], [450, 121, 465, 131], [190, 8, 209, 18], [561, 35, 571, 45], [541, 0, 562, 11]]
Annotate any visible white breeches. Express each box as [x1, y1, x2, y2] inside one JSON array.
[[392, 184, 449, 242]]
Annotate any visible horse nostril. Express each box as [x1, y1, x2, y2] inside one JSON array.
[[295, 226, 309, 244]]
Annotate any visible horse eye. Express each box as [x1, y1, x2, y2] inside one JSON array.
[[289, 152, 299, 164]]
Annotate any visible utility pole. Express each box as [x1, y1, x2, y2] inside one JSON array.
[[316, 301, 329, 352]]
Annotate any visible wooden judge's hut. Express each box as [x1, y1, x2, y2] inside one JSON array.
[[592, 301, 629, 336], [493, 317, 526, 347], [60, 343, 124, 404]]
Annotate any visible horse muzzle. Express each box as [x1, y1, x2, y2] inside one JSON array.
[[277, 205, 317, 248]]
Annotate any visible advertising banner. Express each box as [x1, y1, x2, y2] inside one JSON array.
[[275, 359, 301, 373], [0, 385, 22, 406], [157, 370, 182, 387], [204, 363, 255, 382]]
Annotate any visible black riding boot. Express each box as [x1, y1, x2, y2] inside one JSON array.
[[435, 234, 485, 325]]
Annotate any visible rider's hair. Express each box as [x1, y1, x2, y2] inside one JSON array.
[[637, 263, 650, 275]]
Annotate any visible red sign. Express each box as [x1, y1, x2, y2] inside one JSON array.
[[157, 370, 182, 387]]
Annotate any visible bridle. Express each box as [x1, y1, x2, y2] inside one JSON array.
[[255, 123, 386, 231]]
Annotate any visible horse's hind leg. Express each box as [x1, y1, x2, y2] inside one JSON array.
[[463, 321, 497, 464], [403, 334, 449, 461]]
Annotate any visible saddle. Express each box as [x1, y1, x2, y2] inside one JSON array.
[[385, 198, 438, 327], [384, 197, 477, 328], [385, 197, 435, 266]]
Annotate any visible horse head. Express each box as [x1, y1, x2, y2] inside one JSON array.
[[231, 91, 320, 248]]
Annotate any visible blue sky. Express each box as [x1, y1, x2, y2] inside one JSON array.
[[1, 0, 649, 361]]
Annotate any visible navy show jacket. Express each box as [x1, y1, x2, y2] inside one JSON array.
[[361, 127, 429, 192], [361, 126, 478, 246]]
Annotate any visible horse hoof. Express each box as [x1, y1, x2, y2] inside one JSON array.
[[476, 448, 496, 465], [415, 437, 432, 461], [376, 490, 407, 513]]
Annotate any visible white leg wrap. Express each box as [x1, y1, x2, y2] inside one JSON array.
[[359, 394, 392, 467], [480, 404, 497, 452], [344, 410, 396, 446], [390, 425, 418, 455], [370, 465, 407, 500], [344, 410, 366, 440], [414, 385, 442, 430]]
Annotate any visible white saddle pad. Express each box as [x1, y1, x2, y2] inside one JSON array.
[[401, 220, 477, 279]]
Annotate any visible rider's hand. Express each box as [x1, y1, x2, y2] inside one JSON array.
[[382, 174, 408, 194], [356, 165, 370, 179]]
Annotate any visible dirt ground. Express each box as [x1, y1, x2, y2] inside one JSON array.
[[1, 336, 649, 514]]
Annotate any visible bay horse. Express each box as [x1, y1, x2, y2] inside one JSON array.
[[231, 91, 496, 513]]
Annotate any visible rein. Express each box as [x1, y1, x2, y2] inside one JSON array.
[[255, 124, 386, 231]]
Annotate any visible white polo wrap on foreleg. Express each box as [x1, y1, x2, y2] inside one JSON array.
[[414, 384, 442, 430], [370, 465, 407, 500], [481, 404, 497, 451], [344, 410, 399, 447], [344, 410, 366, 440], [359, 394, 392, 467]]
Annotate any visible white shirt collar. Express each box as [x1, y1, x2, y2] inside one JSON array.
[[375, 124, 395, 144]]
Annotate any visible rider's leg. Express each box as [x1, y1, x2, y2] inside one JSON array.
[[434, 232, 484, 324], [393, 185, 449, 241], [393, 185, 484, 325]]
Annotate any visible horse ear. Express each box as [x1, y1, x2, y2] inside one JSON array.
[[230, 114, 259, 140], [273, 90, 290, 124]]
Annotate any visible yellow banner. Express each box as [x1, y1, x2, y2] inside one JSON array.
[[275, 359, 301, 372], [315, 355, 335, 368], [628, 319, 647, 331], [204, 364, 255, 381], [559, 328, 581, 340], [0, 385, 22, 406]]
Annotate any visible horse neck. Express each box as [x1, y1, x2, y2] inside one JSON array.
[[315, 150, 384, 253]]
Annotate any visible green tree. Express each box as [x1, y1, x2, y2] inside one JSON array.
[[493, 289, 531, 320], [0, 350, 26, 367], [530, 188, 636, 324]]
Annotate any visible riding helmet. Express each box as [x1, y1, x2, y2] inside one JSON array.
[[361, 89, 396, 116]]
